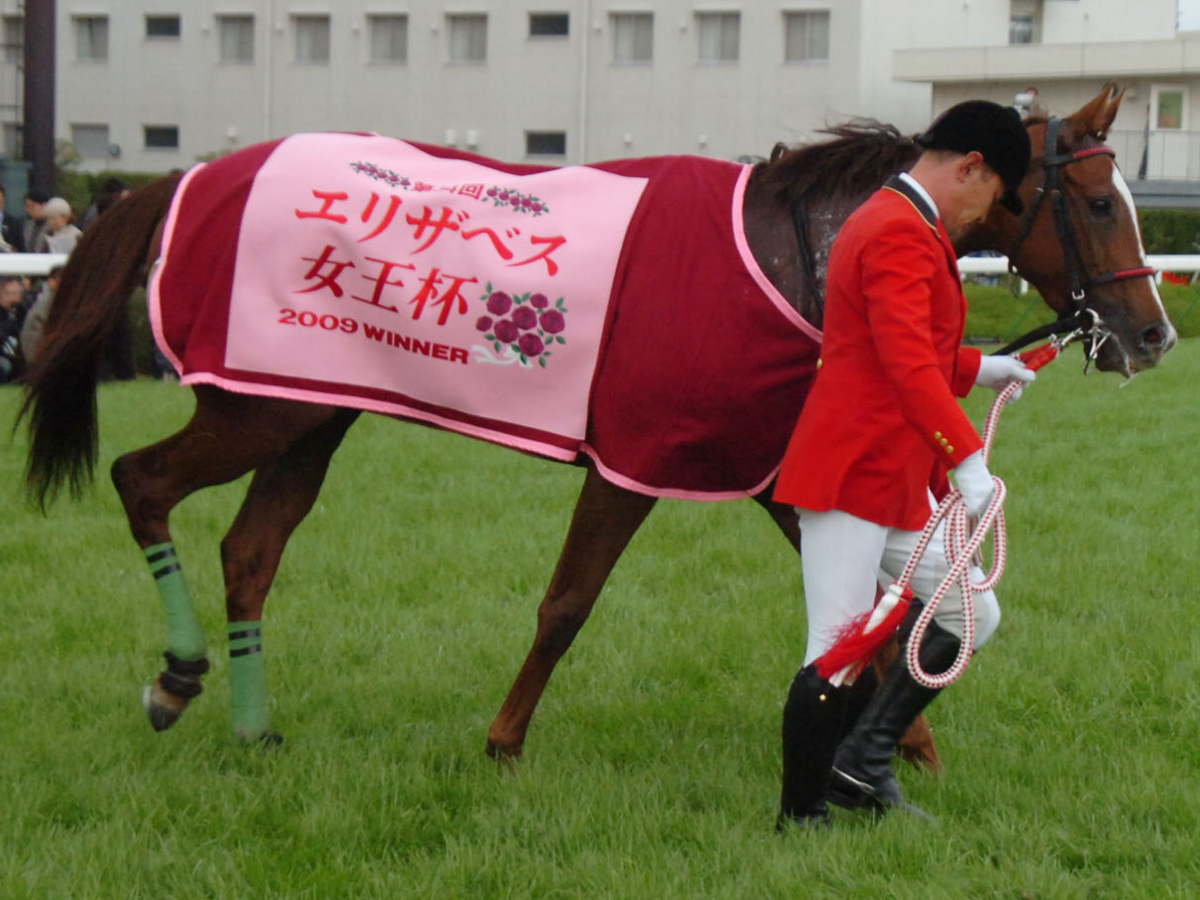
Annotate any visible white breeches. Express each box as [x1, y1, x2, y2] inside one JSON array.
[[799, 507, 1001, 666]]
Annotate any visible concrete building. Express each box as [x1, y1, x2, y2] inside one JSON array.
[[0, 0, 1198, 206]]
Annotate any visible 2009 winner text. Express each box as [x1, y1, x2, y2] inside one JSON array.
[[277, 308, 469, 364]]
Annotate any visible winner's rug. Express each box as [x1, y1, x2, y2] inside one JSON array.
[[151, 135, 821, 499]]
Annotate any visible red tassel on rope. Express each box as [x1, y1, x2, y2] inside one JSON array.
[[814, 584, 914, 684]]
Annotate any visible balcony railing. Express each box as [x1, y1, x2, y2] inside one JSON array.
[[1108, 129, 1200, 181]]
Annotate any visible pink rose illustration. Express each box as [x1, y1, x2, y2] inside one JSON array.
[[539, 310, 565, 334], [494, 319, 518, 343], [518, 334, 545, 357], [487, 291, 512, 315], [512, 306, 538, 330], [476, 315, 493, 332], [529, 293, 549, 309]]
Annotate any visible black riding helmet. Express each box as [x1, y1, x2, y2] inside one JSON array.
[[917, 101, 1032, 215]]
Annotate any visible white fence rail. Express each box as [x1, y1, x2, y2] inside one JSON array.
[[0, 254, 68, 276], [5, 252, 1200, 281], [958, 254, 1200, 282]]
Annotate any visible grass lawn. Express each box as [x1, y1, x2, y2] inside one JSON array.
[[2, 338, 1199, 899]]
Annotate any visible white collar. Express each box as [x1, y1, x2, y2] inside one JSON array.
[[898, 172, 939, 221]]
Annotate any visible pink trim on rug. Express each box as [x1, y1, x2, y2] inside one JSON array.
[[148, 162, 206, 378], [730, 165, 823, 345], [580, 443, 782, 502], [178, 370, 581, 462]]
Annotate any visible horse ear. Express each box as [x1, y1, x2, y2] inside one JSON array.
[[1066, 82, 1125, 141]]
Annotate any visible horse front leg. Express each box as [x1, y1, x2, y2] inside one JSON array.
[[487, 466, 656, 760], [219, 410, 359, 743]]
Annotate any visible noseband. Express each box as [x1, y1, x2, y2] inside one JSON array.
[[997, 117, 1155, 355]]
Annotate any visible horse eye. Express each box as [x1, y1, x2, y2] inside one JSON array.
[[1089, 197, 1114, 217]]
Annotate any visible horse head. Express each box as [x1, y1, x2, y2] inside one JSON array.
[[979, 83, 1177, 374]]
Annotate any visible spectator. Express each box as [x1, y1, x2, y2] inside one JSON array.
[[23, 190, 49, 253], [0, 184, 25, 252], [81, 177, 131, 229], [35, 197, 83, 255], [0, 276, 27, 383], [19, 264, 63, 366]]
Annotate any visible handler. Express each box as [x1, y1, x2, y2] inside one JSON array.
[[774, 100, 1035, 827]]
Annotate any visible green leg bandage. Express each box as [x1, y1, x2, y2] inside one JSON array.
[[229, 621, 270, 741], [145, 542, 207, 661]]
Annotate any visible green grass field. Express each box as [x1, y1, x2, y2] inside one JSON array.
[[3, 339, 1199, 899]]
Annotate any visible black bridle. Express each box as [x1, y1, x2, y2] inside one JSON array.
[[997, 117, 1155, 355]]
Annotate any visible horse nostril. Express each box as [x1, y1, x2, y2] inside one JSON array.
[[1140, 323, 1177, 352]]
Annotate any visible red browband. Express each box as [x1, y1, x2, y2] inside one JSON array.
[[1068, 145, 1116, 161]]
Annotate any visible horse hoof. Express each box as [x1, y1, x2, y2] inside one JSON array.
[[142, 681, 188, 732], [486, 741, 521, 775]]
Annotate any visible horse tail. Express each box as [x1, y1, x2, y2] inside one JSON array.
[[20, 173, 182, 508]]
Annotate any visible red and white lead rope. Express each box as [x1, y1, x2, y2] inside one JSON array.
[[822, 340, 1065, 690], [903, 340, 1063, 688]]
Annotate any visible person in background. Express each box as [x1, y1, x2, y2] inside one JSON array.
[[23, 190, 49, 254], [0, 184, 25, 252], [19, 264, 63, 367], [0, 276, 28, 383], [81, 177, 130, 230], [34, 197, 83, 255]]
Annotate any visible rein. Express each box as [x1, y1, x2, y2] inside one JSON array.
[[1000, 117, 1155, 355]]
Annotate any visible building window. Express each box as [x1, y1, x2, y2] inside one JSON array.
[[1009, 14, 1034, 44], [696, 12, 739, 63], [526, 131, 566, 157], [71, 123, 110, 158], [2, 15, 22, 63], [74, 15, 109, 62], [448, 14, 487, 63], [294, 15, 331, 64], [530, 13, 569, 37], [2, 123, 20, 157], [369, 14, 407, 63], [144, 125, 179, 150], [146, 15, 181, 39], [1008, 0, 1041, 45], [783, 11, 829, 63], [218, 15, 254, 63], [1153, 86, 1187, 130], [611, 12, 652, 64]]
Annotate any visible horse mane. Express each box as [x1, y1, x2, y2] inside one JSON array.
[[755, 119, 923, 204]]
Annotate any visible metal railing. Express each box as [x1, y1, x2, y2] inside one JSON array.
[[1107, 129, 1200, 181]]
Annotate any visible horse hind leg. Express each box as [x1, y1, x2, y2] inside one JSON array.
[[218, 409, 359, 743], [487, 466, 656, 760], [110, 387, 341, 733]]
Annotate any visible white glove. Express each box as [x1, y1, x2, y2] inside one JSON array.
[[975, 354, 1036, 401], [954, 450, 995, 517]]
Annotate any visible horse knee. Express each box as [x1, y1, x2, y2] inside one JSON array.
[[534, 593, 593, 657]]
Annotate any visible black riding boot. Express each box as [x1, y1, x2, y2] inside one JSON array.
[[778, 664, 851, 829], [828, 609, 961, 819]]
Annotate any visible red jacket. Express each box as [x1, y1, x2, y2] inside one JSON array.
[[773, 177, 984, 531]]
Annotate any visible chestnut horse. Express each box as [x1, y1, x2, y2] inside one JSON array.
[[21, 85, 1173, 763]]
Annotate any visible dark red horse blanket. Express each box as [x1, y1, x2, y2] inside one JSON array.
[[151, 135, 821, 499]]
